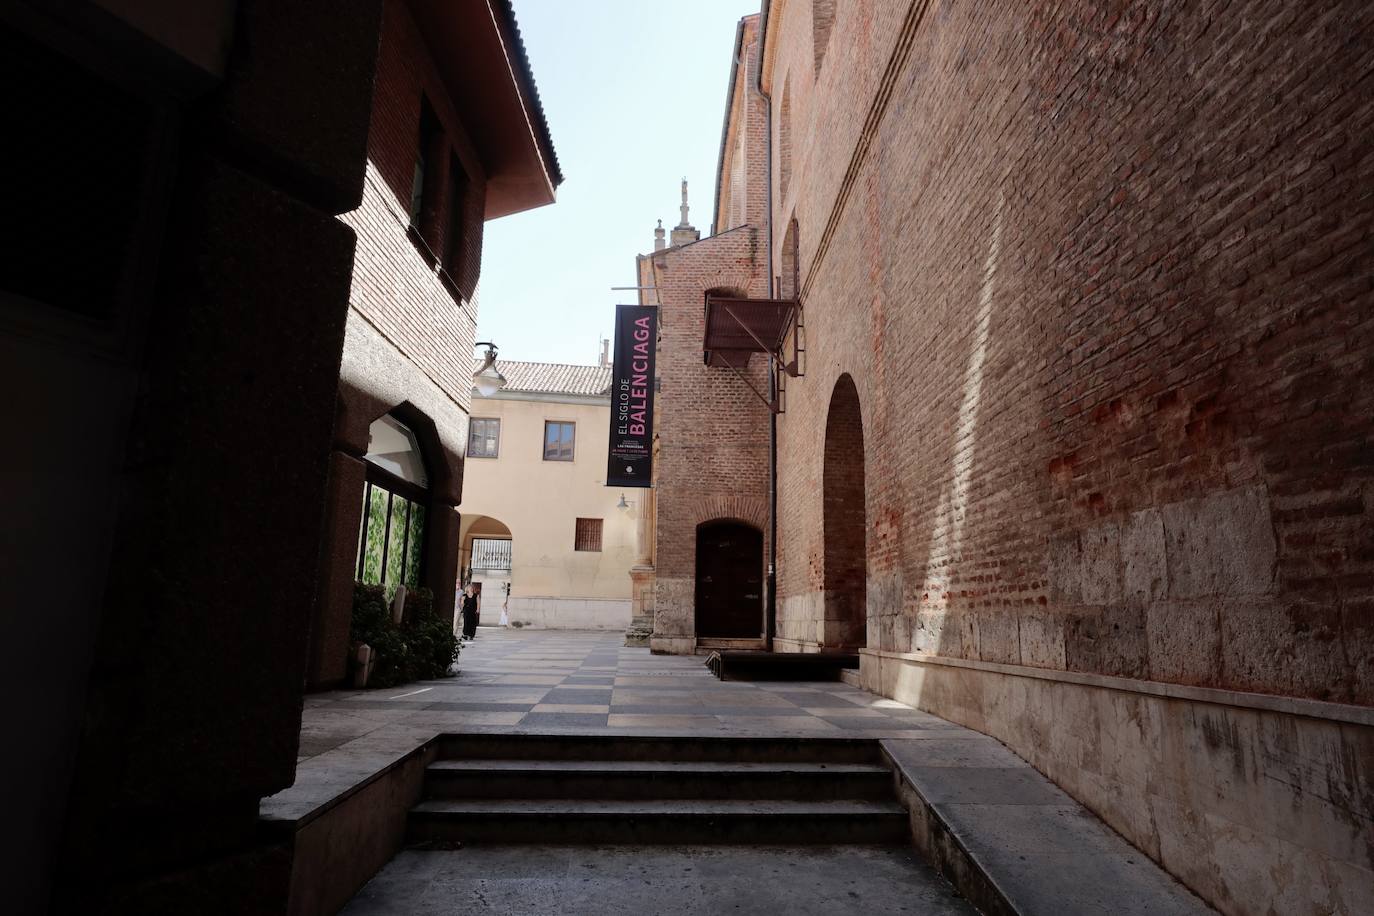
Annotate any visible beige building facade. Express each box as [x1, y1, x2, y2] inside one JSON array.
[[458, 361, 635, 629]]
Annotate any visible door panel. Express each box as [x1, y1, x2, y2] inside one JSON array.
[[695, 522, 764, 638]]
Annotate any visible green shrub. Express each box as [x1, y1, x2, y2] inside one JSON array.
[[350, 583, 458, 688], [404, 587, 460, 680]]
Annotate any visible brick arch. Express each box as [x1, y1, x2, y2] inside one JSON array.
[[823, 373, 867, 649], [692, 495, 768, 533]]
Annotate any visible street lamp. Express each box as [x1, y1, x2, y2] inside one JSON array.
[[472, 341, 506, 397], [617, 493, 634, 514]]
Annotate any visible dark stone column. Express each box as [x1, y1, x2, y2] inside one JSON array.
[[427, 504, 463, 628], [307, 451, 369, 689]]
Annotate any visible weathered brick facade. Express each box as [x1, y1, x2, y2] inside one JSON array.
[[640, 221, 772, 652], [635, 15, 776, 654], [308, 0, 561, 689], [650, 1, 1374, 911], [769, 0, 1374, 706]]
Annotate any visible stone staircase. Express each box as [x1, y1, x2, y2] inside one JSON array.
[[407, 734, 909, 845]]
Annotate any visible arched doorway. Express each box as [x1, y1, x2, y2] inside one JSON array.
[[460, 514, 513, 603], [695, 520, 764, 638], [823, 375, 867, 648], [356, 413, 431, 598]]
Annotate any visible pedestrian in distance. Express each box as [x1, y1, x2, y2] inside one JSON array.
[[461, 584, 478, 640]]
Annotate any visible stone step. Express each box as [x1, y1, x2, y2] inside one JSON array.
[[434, 733, 883, 765], [424, 758, 894, 800], [408, 798, 910, 845]]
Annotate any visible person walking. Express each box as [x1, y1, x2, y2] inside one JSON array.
[[460, 585, 478, 640]]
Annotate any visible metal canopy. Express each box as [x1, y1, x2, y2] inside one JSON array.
[[702, 293, 804, 413]]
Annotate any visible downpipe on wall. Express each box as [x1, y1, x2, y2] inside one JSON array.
[[755, 1, 777, 651]]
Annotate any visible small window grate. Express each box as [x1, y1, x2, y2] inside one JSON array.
[[574, 518, 603, 552]]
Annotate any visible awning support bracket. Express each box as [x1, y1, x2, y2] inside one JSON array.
[[719, 353, 780, 414]]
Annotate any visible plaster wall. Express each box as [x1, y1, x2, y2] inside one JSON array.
[[458, 392, 634, 629]]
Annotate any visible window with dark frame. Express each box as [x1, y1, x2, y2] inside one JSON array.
[[410, 96, 442, 244], [574, 518, 603, 552], [543, 421, 575, 461], [355, 415, 430, 597], [468, 417, 500, 458], [445, 152, 468, 273]]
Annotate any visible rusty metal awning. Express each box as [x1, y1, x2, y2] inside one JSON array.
[[703, 295, 798, 369], [702, 293, 804, 413]]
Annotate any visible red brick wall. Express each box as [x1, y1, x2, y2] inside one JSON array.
[[769, 0, 1374, 704], [644, 225, 771, 648], [821, 373, 866, 647], [714, 16, 769, 235], [343, 0, 488, 412]]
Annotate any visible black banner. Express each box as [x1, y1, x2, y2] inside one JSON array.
[[606, 304, 657, 488]]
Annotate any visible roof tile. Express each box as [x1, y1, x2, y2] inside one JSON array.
[[474, 359, 611, 397]]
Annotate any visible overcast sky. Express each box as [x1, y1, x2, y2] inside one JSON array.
[[476, 0, 755, 366]]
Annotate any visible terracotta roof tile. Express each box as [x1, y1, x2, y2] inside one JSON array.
[[473, 359, 611, 397]]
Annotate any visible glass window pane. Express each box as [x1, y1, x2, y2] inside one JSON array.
[[405, 503, 426, 589], [362, 486, 389, 584], [545, 421, 574, 461], [469, 418, 499, 458], [365, 414, 428, 485], [385, 495, 409, 598]]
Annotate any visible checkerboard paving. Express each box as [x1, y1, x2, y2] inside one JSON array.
[[299, 628, 964, 761]]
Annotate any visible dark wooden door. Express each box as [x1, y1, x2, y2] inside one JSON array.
[[695, 522, 764, 638]]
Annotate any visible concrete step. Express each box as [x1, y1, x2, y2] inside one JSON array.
[[408, 798, 910, 845], [434, 733, 883, 765], [424, 758, 895, 800]]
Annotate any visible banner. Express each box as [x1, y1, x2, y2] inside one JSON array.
[[606, 304, 657, 488]]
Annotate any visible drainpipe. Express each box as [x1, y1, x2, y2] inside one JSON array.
[[753, 1, 777, 651]]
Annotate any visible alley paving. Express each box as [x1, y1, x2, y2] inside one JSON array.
[[280, 629, 1210, 915], [308, 629, 974, 915], [299, 628, 962, 759]]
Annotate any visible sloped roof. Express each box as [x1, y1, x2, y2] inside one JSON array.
[[473, 359, 611, 397], [498, 0, 563, 187]]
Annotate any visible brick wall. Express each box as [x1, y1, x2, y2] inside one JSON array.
[[768, 0, 1374, 705], [714, 16, 769, 235], [644, 224, 771, 651], [342, 0, 487, 414], [819, 373, 866, 647], [760, 2, 1374, 909], [643, 17, 775, 652]]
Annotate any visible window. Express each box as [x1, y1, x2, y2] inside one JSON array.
[[410, 96, 442, 237], [468, 417, 500, 458], [357, 415, 430, 597], [445, 152, 468, 272], [470, 537, 511, 573], [543, 421, 575, 461], [575, 518, 603, 552]]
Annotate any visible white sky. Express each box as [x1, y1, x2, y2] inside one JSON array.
[[476, 0, 756, 366]]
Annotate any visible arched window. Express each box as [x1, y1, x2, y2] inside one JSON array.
[[356, 414, 430, 596]]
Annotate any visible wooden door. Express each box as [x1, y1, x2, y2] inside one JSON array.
[[695, 522, 764, 638]]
